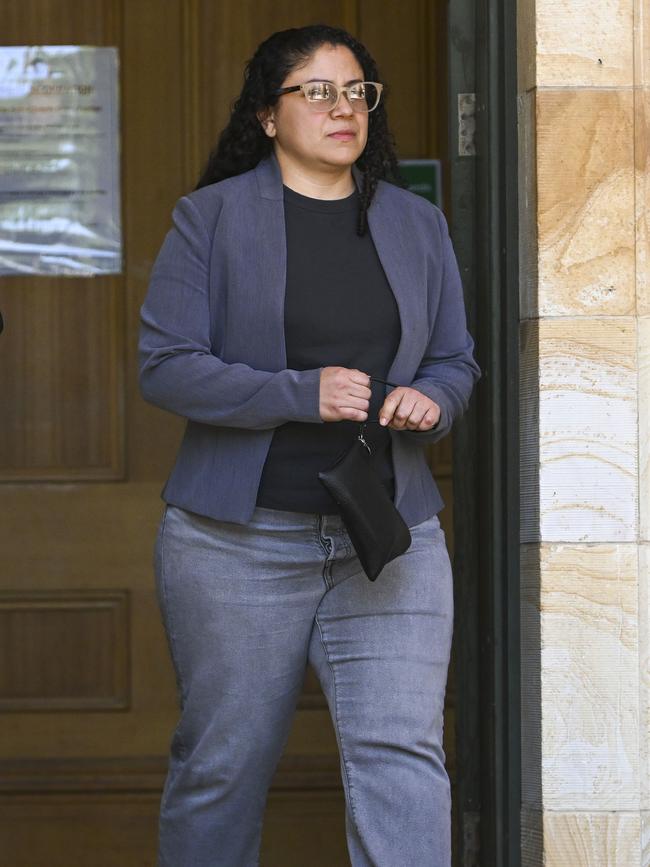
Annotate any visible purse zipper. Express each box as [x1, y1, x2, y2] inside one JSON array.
[[357, 423, 372, 454]]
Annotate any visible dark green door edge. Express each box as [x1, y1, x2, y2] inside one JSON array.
[[448, 0, 521, 865]]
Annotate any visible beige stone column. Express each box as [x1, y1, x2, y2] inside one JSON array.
[[517, 1, 648, 864]]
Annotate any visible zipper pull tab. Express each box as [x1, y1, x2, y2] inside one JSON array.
[[357, 423, 371, 454]]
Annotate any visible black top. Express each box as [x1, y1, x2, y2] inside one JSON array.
[[255, 185, 401, 514]]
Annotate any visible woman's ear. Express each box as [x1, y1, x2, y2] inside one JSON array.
[[257, 108, 276, 138]]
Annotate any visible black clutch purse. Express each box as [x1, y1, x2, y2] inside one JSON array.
[[317, 378, 412, 581]]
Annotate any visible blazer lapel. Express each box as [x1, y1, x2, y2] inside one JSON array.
[[366, 189, 429, 386], [246, 156, 288, 371]]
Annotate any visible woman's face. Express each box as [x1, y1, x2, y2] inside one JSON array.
[[262, 44, 369, 176]]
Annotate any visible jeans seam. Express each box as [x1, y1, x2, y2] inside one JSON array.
[[315, 611, 373, 863], [157, 508, 188, 760]]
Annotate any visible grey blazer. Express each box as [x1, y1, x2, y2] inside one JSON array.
[[138, 155, 480, 527]]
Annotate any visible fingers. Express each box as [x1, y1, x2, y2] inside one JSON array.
[[331, 367, 370, 395], [349, 368, 372, 388], [342, 369, 371, 419], [348, 386, 372, 402], [380, 389, 440, 431], [320, 366, 371, 422], [380, 394, 417, 429], [419, 408, 440, 430], [321, 373, 441, 429], [344, 396, 371, 422], [336, 403, 370, 422]]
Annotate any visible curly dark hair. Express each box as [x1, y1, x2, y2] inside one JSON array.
[[195, 24, 402, 236]]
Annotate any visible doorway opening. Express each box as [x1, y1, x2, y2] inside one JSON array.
[[0, 3, 520, 865]]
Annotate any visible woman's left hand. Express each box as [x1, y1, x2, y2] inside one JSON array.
[[378, 387, 440, 431]]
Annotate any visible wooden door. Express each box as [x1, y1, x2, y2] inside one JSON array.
[[0, 2, 453, 864]]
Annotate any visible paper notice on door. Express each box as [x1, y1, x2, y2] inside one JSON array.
[[0, 46, 121, 276]]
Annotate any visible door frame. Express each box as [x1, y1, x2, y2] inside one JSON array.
[[448, 1, 521, 865]]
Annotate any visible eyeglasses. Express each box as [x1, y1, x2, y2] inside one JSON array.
[[273, 81, 383, 113]]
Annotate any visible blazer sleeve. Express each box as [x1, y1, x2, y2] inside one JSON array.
[[402, 207, 481, 444], [138, 195, 323, 430]]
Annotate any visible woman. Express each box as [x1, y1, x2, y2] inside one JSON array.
[[139, 23, 480, 867]]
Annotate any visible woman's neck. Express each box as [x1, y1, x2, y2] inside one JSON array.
[[274, 151, 356, 200]]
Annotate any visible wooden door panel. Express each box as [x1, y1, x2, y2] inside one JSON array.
[[122, 0, 192, 481], [4, 0, 121, 45], [0, 281, 123, 480], [1, 483, 173, 759], [0, 791, 349, 867], [0, 589, 129, 712]]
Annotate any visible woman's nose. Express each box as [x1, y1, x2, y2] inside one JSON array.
[[332, 92, 354, 117]]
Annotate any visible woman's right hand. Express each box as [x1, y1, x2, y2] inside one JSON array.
[[319, 367, 372, 422]]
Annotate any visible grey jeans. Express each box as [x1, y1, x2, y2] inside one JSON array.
[[154, 504, 454, 867]]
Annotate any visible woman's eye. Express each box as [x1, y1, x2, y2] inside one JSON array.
[[307, 83, 331, 100], [350, 84, 366, 99]]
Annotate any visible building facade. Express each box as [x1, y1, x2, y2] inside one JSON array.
[[518, 0, 650, 862]]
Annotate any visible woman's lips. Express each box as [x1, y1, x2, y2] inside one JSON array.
[[328, 131, 356, 140]]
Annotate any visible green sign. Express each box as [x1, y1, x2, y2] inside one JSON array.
[[398, 159, 442, 207]]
